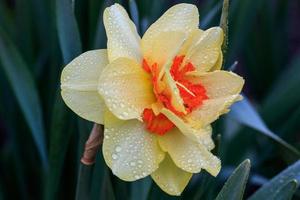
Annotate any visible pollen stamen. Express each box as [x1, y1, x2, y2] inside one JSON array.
[[175, 81, 196, 97]]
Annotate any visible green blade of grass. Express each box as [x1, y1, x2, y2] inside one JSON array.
[[215, 159, 251, 200], [129, 0, 140, 34], [56, 0, 82, 63], [44, 92, 74, 200], [55, 0, 85, 199], [200, 1, 222, 29], [75, 164, 94, 200], [248, 160, 300, 200], [0, 29, 48, 169], [272, 180, 298, 200], [229, 96, 300, 158]]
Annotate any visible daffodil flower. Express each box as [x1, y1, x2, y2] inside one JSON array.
[[60, 3, 244, 196]]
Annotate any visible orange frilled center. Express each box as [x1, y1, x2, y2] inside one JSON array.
[[142, 56, 208, 135]]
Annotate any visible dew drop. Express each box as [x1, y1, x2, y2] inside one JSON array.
[[115, 146, 122, 152], [112, 153, 118, 160]]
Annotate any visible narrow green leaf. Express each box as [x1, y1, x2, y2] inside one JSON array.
[[249, 160, 300, 200], [0, 29, 47, 168], [272, 180, 298, 200], [229, 96, 300, 158], [215, 159, 251, 200], [93, 0, 111, 49], [130, 177, 152, 200], [56, 0, 82, 63], [55, 0, 85, 199], [75, 120, 94, 200], [200, 2, 222, 29], [44, 92, 74, 200], [219, 0, 229, 64], [101, 170, 116, 200], [90, 154, 114, 200], [129, 0, 140, 33], [75, 164, 94, 200], [262, 54, 300, 125]]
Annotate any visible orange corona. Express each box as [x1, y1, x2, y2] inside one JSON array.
[[142, 56, 208, 135]]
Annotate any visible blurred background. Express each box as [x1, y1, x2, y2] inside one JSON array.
[[0, 0, 300, 199]]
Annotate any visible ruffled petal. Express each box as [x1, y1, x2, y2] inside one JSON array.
[[183, 27, 223, 72], [158, 128, 221, 176], [186, 70, 244, 99], [98, 58, 155, 120], [179, 29, 203, 56], [151, 155, 192, 196], [142, 3, 199, 57], [103, 3, 141, 63], [186, 95, 243, 127], [61, 50, 108, 124], [161, 108, 215, 150], [210, 50, 223, 71], [103, 110, 165, 181], [143, 31, 187, 71]]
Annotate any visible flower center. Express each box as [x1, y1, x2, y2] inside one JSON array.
[[142, 56, 208, 135]]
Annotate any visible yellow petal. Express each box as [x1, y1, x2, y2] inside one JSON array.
[[179, 29, 204, 55], [103, 3, 141, 63], [151, 154, 192, 196], [187, 70, 245, 99], [210, 50, 223, 71], [61, 50, 108, 124], [143, 31, 187, 72], [161, 108, 215, 150], [158, 128, 221, 176], [142, 3, 199, 57], [98, 58, 155, 120], [103, 110, 165, 181], [183, 27, 224, 72], [187, 95, 243, 127]]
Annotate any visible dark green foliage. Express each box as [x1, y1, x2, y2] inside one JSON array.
[[0, 0, 299, 199]]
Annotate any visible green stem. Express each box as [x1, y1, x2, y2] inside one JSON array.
[[220, 0, 229, 67]]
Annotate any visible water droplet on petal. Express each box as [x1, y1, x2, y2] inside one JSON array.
[[112, 153, 118, 160], [115, 146, 121, 152]]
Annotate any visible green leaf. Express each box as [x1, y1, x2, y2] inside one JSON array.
[[200, 2, 222, 29], [0, 29, 48, 168], [90, 154, 114, 200], [229, 96, 300, 158], [44, 92, 74, 200], [74, 119, 94, 199], [93, 0, 110, 49], [272, 180, 298, 200], [129, 0, 140, 34], [56, 0, 82, 63], [262, 54, 300, 126], [215, 159, 251, 200], [75, 164, 94, 200], [248, 160, 300, 200], [130, 177, 152, 200], [56, 0, 85, 199]]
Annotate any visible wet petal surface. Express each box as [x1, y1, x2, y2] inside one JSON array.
[[103, 111, 165, 181], [98, 58, 155, 120], [151, 154, 192, 196], [104, 4, 141, 63], [158, 128, 221, 176], [61, 50, 108, 124]]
